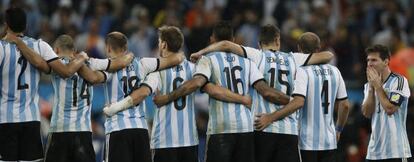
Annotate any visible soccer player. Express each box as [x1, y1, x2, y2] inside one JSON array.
[[99, 31, 185, 162], [255, 32, 350, 162], [362, 45, 411, 162], [0, 8, 90, 162], [41, 35, 133, 162], [153, 21, 290, 162], [190, 24, 334, 162], [104, 26, 251, 162]]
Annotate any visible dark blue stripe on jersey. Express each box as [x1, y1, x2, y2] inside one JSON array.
[[7, 44, 17, 122], [320, 65, 330, 149], [219, 53, 232, 131], [185, 61, 196, 144], [176, 65, 185, 146], [116, 71, 126, 129], [165, 68, 173, 147], [235, 54, 244, 131], [311, 66, 321, 149]]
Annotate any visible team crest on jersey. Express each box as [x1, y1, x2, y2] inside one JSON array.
[[226, 56, 235, 62]]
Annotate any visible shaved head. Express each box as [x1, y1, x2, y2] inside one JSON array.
[[106, 31, 128, 52], [298, 32, 321, 54]]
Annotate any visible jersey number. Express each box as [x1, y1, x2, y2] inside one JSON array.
[[120, 76, 139, 97], [321, 80, 330, 114], [71, 76, 90, 106], [17, 56, 29, 90], [268, 68, 291, 95], [172, 77, 186, 110], [223, 66, 244, 95]]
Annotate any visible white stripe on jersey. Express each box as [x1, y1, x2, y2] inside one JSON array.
[[147, 60, 198, 149], [297, 64, 346, 150], [0, 37, 57, 123], [49, 58, 93, 132], [193, 52, 263, 134], [365, 73, 411, 160], [252, 50, 298, 135], [103, 57, 157, 134]]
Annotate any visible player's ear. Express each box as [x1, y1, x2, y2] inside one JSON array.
[[54, 47, 59, 54]]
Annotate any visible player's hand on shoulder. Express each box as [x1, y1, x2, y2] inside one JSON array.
[[190, 51, 203, 63], [124, 52, 134, 63], [76, 51, 89, 60]]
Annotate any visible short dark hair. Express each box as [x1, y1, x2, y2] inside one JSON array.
[[259, 24, 280, 45], [212, 21, 233, 41], [5, 7, 26, 33], [365, 44, 391, 61], [54, 35, 75, 51], [105, 32, 128, 52], [158, 26, 183, 52], [298, 32, 321, 54]]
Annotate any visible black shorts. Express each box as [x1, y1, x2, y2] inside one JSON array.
[[153, 145, 198, 162], [205, 132, 254, 162], [104, 128, 151, 162], [366, 158, 412, 162], [300, 149, 336, 162], [254, 131, 300, 162], [44, 131, 95, 162], [0, 121, 43, 161]]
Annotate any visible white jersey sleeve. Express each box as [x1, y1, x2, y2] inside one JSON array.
[[291, 52, 311, 67], [292, 67, 308, 97], [193, 56, 212, 80], [139, 58, 160, 76], [88, 58, 110, 71], [39, 40, 59, 62], [141, 72, 160, 94], [249, 61, 264, 85], [241, 46, 262, 64], [336, 69, 348, 100]]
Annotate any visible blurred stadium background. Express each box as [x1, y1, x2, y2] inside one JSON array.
[[1, 0, 413, 161]]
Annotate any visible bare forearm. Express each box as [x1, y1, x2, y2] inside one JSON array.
[[204, 83, 245, 104], [336, 100, 350, 128], [362, 90, 376, 118], [270, 97, 304, 121], [15, 40, 50, 72], [129, 86, 151, 105], [78, 65, 104, 84], [201, 41, 244, 56], [159, 53, 185, 70]]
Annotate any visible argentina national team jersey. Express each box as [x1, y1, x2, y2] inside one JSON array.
[[143, 60, 198, 149], [103, 57, 159, 134], [364, 73, 411, 160], [243, 46, 298, 135], [194, 52, 264, 135], [49, 58, 109, 132], [293, 64, 347, 150], [0, 37, 58, 124]]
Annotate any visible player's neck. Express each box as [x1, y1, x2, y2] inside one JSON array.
[[381, 68, 391, 82], [59, 52, 74, 58], [160, 51, 175, 58], [6, 30, 24, 37], [109, 51, 125, 59]]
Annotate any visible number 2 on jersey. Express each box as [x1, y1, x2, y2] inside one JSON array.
[[17, 56, 29, 90]]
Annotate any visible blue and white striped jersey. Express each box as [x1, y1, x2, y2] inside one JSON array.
[[364, 73, 411, 160], [243, 47, 298, 135], [194, 53, 264, 135], [49, 58, 109, 132], [0, 37, 58, 124], [143, 60, 198, 149], [103, 57, 159, 134], [293, 64, 347, 151]]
